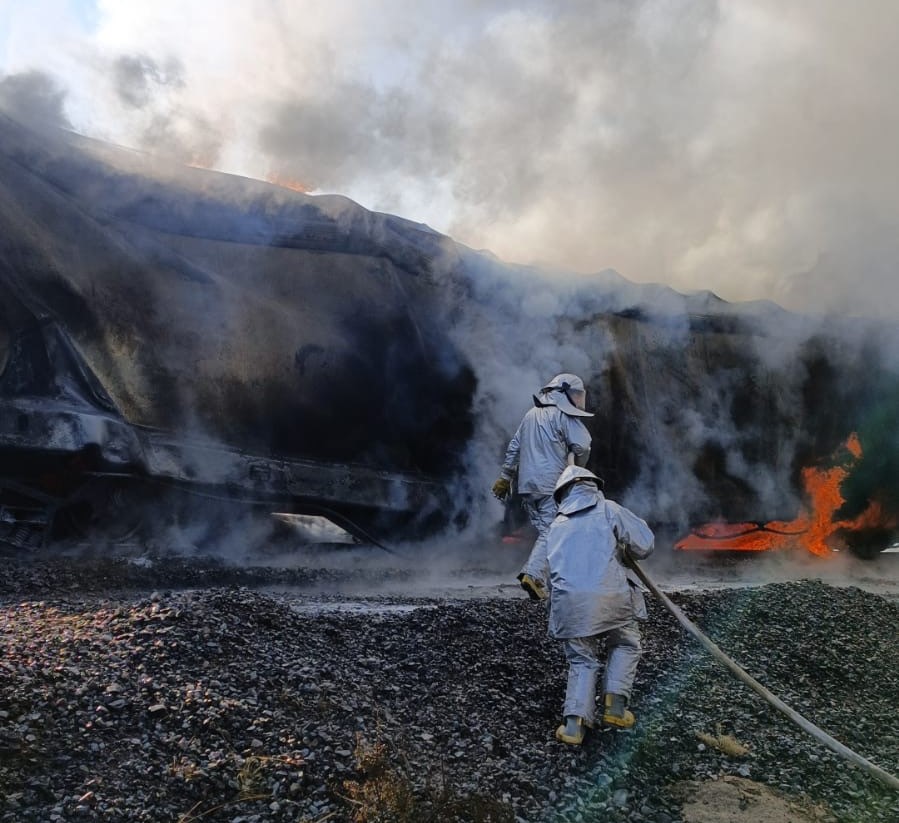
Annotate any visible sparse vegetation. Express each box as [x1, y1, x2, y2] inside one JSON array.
[[340, 731, 514, 823], [340, 732, 418, 822], [173, 752, 304, 821]]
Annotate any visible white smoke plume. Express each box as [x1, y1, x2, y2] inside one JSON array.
[[3, 1, 899, 316]]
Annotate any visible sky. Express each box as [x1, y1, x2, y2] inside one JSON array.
[[2, 0, 899, 316]]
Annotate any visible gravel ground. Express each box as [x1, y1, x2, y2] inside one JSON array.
[[1, 553, 897, 822]]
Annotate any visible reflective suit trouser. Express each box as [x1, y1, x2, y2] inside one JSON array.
[[561, 620, 642, 725], [518, 494, 557, 585]]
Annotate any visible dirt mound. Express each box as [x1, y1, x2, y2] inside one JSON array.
[[675, 776, 836, 822]]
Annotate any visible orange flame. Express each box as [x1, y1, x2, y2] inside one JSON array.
[[675, 433, 896, 556], [266, 172, 311, 194]]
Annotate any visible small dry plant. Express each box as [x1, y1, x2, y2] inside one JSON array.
[[341, 732, 416, 823], [177, 752, 304, 822], [696, 723, 750, 758], [237, 755, 270, 800], [168, 755, 206, 782], [340, 731, 513, 823]]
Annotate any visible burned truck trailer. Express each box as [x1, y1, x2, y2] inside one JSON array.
[[7, 112, 899, 559], [0, 114, 475, 550]]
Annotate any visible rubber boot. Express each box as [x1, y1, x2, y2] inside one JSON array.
[[602, 693, 635, 730], [555, 715, 587, 745], [517, 573, 548, 601]]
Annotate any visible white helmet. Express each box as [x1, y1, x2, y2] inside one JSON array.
[[553, 465, 604, 502], [535, 373, 594, 418]]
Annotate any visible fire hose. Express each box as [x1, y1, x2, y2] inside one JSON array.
[[557, 452, 896, 788], [627, 557, 899, 791]]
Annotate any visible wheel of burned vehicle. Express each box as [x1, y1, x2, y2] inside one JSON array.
[[57, 480, 148, 543]]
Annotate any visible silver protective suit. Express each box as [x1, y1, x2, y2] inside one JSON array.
[[500, 392, 592, 584], [500, 375, 593, 496], [500, 404, 591, 495], [546, 481, 654, 724]]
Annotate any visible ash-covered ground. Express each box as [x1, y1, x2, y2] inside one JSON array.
[[1, 534, 897, 823]]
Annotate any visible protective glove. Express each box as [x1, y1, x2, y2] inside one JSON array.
[[613, 526, 633, 564], [491, 476, 512, 501]]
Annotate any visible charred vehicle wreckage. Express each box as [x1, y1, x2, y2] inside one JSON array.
[[3, 111, 899, 557], [0, 113, 475, 551]]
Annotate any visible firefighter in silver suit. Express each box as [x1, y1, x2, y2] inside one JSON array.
[[492, 374, 592, 600], [546, 465, 654, 745]]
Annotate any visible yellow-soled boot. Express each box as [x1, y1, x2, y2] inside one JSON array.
[[517, 573, 548, 601], [602, 693, 636, 730], [555, 715, 587, 745]]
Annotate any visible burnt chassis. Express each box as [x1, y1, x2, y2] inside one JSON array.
[[0, 318, 451, 552]]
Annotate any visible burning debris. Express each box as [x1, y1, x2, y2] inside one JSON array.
[[676, 433, 899, 556]]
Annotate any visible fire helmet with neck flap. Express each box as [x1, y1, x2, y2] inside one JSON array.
[[553, 465, 605, 502], [535, 373, 593, 418]]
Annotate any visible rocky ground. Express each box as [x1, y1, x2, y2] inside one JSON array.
[[0, 545, 897, 823]]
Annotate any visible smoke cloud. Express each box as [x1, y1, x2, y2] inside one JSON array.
[[1, 1, 897, 317], [0, 69, 70, 128], [112, 54, 184, 110], [2, 6, 896, 595], [4, 58, 899, 568], [2, 1, 898, 315]]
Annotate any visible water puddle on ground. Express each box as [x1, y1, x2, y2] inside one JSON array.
[[285, 600, 436, 616]]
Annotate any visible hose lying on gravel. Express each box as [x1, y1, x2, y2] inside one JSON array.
[[628, 558, 899, 792]]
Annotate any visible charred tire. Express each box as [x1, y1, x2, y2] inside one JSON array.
[[55, 479, 149, 543]]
